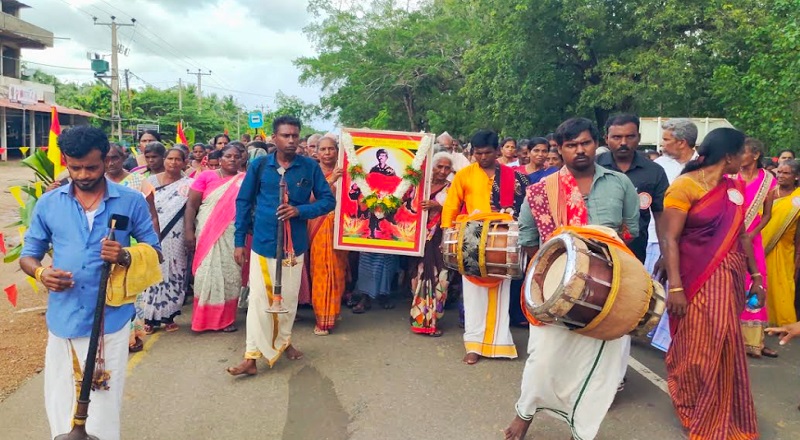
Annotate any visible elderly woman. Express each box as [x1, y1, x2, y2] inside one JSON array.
[[410, 152, 453, 336]]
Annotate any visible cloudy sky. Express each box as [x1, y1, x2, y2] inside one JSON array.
[[18, 0, 329, 127]]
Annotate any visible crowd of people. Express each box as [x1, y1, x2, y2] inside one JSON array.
[[20, 112, 800, 440]]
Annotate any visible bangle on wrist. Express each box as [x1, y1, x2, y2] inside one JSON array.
[[750, 273, 762, 279], [668, 287, 685, 293], [34, 266, 46, 283]]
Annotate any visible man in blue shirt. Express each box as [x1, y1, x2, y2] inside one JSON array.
[[228, 116, 335, 376], [19, 125, 160, 440]]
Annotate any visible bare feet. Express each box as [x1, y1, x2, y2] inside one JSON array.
[[502, 415, 531, 439], [227, 359, 257, 376], [462, 352, 480, 365], [286, 345, 304, 360]]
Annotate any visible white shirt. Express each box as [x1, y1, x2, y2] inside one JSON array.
[[85, 209, 98, 233], [447, 152, 473, 181], [647, 151, 699, 243]]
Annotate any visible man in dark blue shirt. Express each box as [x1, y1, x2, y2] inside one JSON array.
[[228, 116, 335, 376]]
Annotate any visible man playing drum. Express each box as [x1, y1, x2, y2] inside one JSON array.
[[441, 130, 529, 365], [503, 118, 640, 440]]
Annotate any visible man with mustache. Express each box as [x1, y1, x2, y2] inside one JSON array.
[[597, 114, 669, 393], [504, 118, 640, 440]]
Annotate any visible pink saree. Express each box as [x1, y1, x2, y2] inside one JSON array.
[[190, 171, 244, 332], [737, 169, 775, 355]]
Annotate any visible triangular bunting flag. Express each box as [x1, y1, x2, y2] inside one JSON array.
[[4, 284, 18, 307], [34, 181, 43, 198], [0, 147, 6, 155], [18, 225, 26, 242], [26, 276, 39, 294], [39, 146, 48, 151], [0, 232, 6, 254], [19, 146, 29, 156], [9, 186, 25, 207]]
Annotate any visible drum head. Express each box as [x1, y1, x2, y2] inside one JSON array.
[[542, 253, 568, 301]]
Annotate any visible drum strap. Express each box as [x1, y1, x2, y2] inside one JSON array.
[[477, 220, 492, 278]]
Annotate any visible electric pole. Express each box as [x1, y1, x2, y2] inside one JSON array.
[[95, 16, 135, 141], [187, 69, 211, 114], [123, 69, 132, 114]]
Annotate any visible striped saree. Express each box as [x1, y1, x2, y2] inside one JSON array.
[[664, 176, 758, 440]]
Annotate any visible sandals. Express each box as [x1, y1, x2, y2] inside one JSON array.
[[144, 324, 156, 335], [222, 324, 238, 333], [165, 323, 179, 333], [761, 347, 779, 358], [129, 337, 144, 353], [352, 296, 372, 314], [314, 326, 330, 336], [377, 296, 395, 310], [430, 329, 443, 337]]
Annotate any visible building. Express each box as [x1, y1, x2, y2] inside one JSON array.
[[0, 0, 95, 161]]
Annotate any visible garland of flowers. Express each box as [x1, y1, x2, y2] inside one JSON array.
[[341, 131, 433, 217]]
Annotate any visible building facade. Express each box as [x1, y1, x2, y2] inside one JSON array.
[[0, 0, 94, 161]]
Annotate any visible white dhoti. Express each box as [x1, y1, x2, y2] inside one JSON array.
[[515, 324, 624, 440], [462, 276, 517, 359], [45, 325, 130, 440], [244, 251, 303, 366]]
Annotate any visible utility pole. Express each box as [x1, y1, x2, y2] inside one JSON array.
[[178, 78, 183, 112], [187, 69, 211, 114], [123, 69, 132, 114], [95, 16, 135, 141]]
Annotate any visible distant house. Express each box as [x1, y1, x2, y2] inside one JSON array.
[[0, 0, 95, 160]]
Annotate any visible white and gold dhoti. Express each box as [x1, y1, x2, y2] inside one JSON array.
[[244, 251, 303, 366], [462, 276, 517, 358], [45, 325, 130, 440]]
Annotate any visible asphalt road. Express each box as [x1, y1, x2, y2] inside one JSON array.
[[2, 304, 799, 439]]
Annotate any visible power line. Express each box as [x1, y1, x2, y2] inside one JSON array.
[[9, 55, 93, 71], [203, 84, 276, 99]]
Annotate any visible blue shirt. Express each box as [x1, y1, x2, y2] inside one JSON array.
[[234, 153, 335, 258], [527, 167, 558, 185], [22, 180, 161, 339]]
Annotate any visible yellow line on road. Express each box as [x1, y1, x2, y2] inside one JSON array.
[[126, 332, 162, 376]]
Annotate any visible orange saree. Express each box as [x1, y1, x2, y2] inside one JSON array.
[[309, 173, 348, 332]]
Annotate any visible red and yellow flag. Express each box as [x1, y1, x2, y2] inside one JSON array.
[[47, 107, 63, 176], [176, 120, 188, 145]]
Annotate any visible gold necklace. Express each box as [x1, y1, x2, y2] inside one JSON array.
[[75, 190, 103, 211], [699, 170, 712, 191]]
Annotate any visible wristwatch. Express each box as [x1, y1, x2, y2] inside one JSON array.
[[119, 250, 132, 267]]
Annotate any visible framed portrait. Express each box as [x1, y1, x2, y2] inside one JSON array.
[[333, 128, 435, 257]]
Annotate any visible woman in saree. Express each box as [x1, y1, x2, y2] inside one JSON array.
[[309, 136, 348, 335], [140, 148, 193, 333], [410, 152, 452, 337], [104, 144, 161, 352], [184, 144, 244, 333], [660, 128, 762, 440], [735, 137, 777, 358], [763, 159, 800, 327], [188, 143, 208, 177], [126, 129, 161, 171], [133, 141, 167, 177]]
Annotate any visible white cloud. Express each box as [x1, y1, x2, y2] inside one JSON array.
[[16, 0, 331, 128]]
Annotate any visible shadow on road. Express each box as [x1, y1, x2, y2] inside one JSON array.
[[283, 365, 350, 440]]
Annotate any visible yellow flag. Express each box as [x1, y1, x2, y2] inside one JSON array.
[[34, 181, 43, 198], [18, 225, 26, 242], [26, 276, 39, 294], [19, 146, 29, 156], [9, 186, 25, 207]]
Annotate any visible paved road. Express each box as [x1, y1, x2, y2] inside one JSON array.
[[2, 304, 799, 439]]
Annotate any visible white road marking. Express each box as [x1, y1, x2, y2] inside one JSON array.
[[628, 356, 669, 395]]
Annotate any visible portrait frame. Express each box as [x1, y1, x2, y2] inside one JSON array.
[[333, 128, 435, 257]]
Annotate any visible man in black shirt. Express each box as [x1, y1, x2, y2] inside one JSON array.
[[597, 114, 669, 263], [597, 113, 669, 393]]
